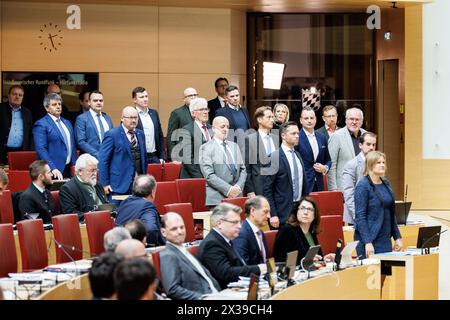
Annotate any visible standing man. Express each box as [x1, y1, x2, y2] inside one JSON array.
[[215, 85, 251, 133], [33, 93, 77, 180], [166, 87, 197, 160], [75, 90, 114, 159], [327, 107, 366, 191], [99, 106, 147, 197], [133, 87, 165, 164], [78, 91, 91, 113], [208, 77, 229, 122], [0, 85, 34, 165], [263, 122, 308, 228], [297, 107, 331, 193], [316, 105, 340, 140]]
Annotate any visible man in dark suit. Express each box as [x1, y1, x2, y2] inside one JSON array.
[[315, 105, 340, 140], [99, 106, 147, 197], [59, 153, 108, 221], [159, 212, 220, 300], [297, 107, 332, 193], [18, 160, 55, 223], [166, 87, 196, 160], [197, 203, 266, 290], [215, 85, 251, 133], [33, 93, 77, 180], [263, 122, 308, 228], [207, 77, 229, 122], [132, 86, 165, 163], [0, 85, 34, 165], [233, 196, 270, 265], [115, 175, 165, 247], [75, 90, 114, 159]]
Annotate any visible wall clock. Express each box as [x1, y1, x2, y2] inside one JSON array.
[[38, 22, 63, 52]]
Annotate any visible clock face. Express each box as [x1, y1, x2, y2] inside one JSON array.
[[38, 22, 63, 52]]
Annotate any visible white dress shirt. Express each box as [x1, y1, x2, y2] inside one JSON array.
[[136, 107, 156, 152], [303, 128, 319, 161], [89, 109, 110, 140], [281, 144, 303, 201], [258, 129, 275, 156]]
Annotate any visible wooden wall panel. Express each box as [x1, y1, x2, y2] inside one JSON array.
[[230, 10, 246, 76]]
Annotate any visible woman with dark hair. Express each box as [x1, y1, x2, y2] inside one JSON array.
[[273, 196, 334, 265]]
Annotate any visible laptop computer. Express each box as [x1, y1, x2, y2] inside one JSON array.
[[339, 241, 359, 267], [416, 226, 442, 249], [395, 201, 412, 225]]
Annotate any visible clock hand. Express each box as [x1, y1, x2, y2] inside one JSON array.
[[48, 33, 56, 48]]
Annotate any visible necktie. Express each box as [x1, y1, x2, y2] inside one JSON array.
[[97, 113, 105, 142], [222, 142, 237, 178], [129, 131, 137, 148], [202, 124, 211, 141], [265, 135, 272, 156], [56, 118, 70, 152], [256, 230, 267, 263], [290, 149, 300, 201]]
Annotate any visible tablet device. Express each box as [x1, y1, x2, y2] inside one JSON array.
[[302, 245, 321, 271], [340, 241, 359, 267], [395, 201, 412, 225], [416, 226, 442, 249]]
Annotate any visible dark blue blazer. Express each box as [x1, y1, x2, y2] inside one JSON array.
[[98, 127, 147, 194], [263, 148, 308, 225], [232, 219, 268, 265], [33, 114, 77, 172], [75, 111, 114, 159], [136, 108, 166, 160], [296, 129, 332, 193], [215, 106, 251, 131], [115, 195, 165, 246]]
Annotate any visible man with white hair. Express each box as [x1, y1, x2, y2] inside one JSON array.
[[59, 153, 109, 221]]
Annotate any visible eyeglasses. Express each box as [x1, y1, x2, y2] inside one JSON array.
[[123, 116, 139, 120], [195, 108, 210, 112], [299, 206, 314, 213], [185, 94, 199, 99], [221, 218, 241, 225]]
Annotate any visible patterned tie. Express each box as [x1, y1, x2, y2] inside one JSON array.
[[222, 142, 237, 178], [202, 124, 211, 141], [97, 113, 105, 142], [129, 130, 137, 148], [290, 149, 300, 201], [256, 230, 267, 263], [265, 135, 272, 156], [56, 118, 70, 155]]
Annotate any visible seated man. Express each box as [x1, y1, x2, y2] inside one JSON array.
[[114, 239, 147, 259], [59, 153, 108, 221], [0, 168, 8, 196], [124, 219, 147, 245], [115, 175, 165, 247], [88, 252, 124, 300], [104, 227, 131, 252], [160, 212, 220, 300], [18, 160, 56, 223]]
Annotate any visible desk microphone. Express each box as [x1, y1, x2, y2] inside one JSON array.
[[420, 229, 447, 254], [49, 237, 81, 279]]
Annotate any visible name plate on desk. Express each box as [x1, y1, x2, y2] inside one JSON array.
[[111, 194, 130, 201]]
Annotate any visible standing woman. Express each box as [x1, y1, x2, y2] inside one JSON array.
[[354, 151, 403, 258], [272, 103, 290, 129]]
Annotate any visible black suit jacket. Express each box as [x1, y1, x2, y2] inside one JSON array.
[[197, 229, 261, 290], [18, 184, 55, 223], [136, 108, 166, 160], [232, 219, 268, 265], [207, 97, 223, 123]]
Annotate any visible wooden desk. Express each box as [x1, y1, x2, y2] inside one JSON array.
[[37, 273, 92, 300]]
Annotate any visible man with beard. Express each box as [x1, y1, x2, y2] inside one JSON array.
[[59, 153, 108, 221]]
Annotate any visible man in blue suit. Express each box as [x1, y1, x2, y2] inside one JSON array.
[[75, 90, 114, 159], [297, 107, 332, 193], [33, 93, 77, 180], [263, 122, 308, 228], [99, 106, 147, 197]]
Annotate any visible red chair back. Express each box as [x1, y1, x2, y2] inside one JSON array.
[[163, 162, 181, 181], [51, 191, 60, 214], [0, 190, 14, 224], [6, 170, 31, 192], [264, 230, 278, 259], [163, 203, 196, 242], [221, 197, 249, 220], [17, 219, 48, 271], [175, 178, 209, 212], [0, 223, 18, 277], [7, 151, 36, 170], [151, 250, 162, 281], [186, 244, 200, 257], [84, 211, 115, 257], [317, 215, 345, 255], [154, 181, 179, 214], [147, 163, 164, 182], [309, 191, 344, 217], [52, 214, 83, 263], [322, 175, 328, 191]]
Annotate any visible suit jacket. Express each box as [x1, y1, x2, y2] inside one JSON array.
[[197, 229, 260, 290], [296, 129, 331, 193], [160, 242, 220, 300], [33, 114, 78, 172], [0, 103, 34, 164], [215, 106, 251, 131], [327, 127, 366, 191], [315, 125, 340, 141], [263, 148, 308, 225], [59, 177, 108, 221], [115, 195, 165, 246], [207, 97, 223, 123], [199, 139, 247, 206], [232, 219, 268, 265], [342, 153, 365, 224], [98, 127, 147, 194], [18, 184, 55, 223], [166, 105, 193, 160], [75, 111, 114, 159], [136, 108, 166, 160]]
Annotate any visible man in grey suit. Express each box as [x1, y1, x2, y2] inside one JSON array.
[[200, 116, 247, 207], [327, 107, 366, 191], [159, 212, 220, 300], [342, 132, 377, 224], [315, 105, 340, 140]]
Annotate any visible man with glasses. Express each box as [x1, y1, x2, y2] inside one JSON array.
[[208, 77, 229, 122], [327, 107, 366, 191], [316, 105, 340, 140], [197, 203, 266, 290]]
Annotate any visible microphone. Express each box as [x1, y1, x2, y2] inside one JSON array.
[[48, 237, 81, 278], [420, 229, 447, 254], [334, 239, 343, 271]]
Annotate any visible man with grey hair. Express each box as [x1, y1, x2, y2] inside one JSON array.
[[197, 203, 266, 290], [115, 175, 165, 247], [0, 168, 9, 196], [114, 239, 147, 259], [104, 227, 132, 252], [59, 153, 108, 221]]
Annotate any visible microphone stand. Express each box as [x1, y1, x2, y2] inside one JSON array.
[[50, 237, 80, 280], [420, 229, 448, 255]]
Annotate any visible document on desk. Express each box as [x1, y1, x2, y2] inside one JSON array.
[[376, 251, 420, 256]]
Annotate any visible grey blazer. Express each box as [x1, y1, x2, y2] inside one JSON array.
[[160, 243, 220, 300], [199, 138, 247, 206], [327, 127, 366, 191], [342, 153, 365, 224]]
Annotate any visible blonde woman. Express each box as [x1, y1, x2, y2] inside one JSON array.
[[272, 103, 289, 129]]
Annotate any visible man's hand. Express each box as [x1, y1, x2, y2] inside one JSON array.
[[51, 169, 63, 181], [313, 163, 327, 174], [269, 216, 279, 229], [103, 185, 113, 195], [227, 185, 241, 198], [247, 192, 256, 198], [365, 243, 375, 258]]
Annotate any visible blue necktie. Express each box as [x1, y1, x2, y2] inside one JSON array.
[[97, 113, 105, 142], [290, 149, 300, 201], [222, 142, 237, 178], [265, 135, 272, 156], [56, 118, 70, 154]]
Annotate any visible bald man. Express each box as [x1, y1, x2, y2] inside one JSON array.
[[114, 239, 147, 259], [99, 106, 147, 198]]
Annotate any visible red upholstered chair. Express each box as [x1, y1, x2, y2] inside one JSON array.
[[309, 191, 344, 217], [147, 163, 164, 182], [221, 197, 249, 220], [186, 244, 200, 257], [151, 250, 162, 281], [0, 190, 14, 224], [322, 175, 328, 191], [0, 223, 18, 277], [51, 191, 60, 214], [163, 203, 196, 242], [17, 219, 48, 271], [6, 170, 31, 192], [163, 162, 181, 181], [175, 178, 209, 212], [264, 230, 278, 259], [7, 151, 36, 170], [154, 181, 179, 215], [52, 214, 83, 263], [84, 211, 115, 257], [317, 215, 345, 255]]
